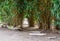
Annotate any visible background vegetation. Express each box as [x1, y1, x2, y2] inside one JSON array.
[[0, 0, 60, 30]]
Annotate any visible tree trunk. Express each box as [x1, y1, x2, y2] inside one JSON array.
[[38, 0, 51, 30], [11, 0, 24, 29], [11, 13, 24, 28], [28, 10, 34, 27]]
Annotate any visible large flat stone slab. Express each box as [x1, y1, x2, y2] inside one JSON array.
[[29, 31, 46, 36]]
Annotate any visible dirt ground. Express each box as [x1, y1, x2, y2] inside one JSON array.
[[0, 28, 60, 41]]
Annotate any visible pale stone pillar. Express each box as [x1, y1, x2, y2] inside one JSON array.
[[22, 18, 29, 28]]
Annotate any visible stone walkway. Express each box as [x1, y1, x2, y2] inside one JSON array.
[[0, 28, 60, 41]]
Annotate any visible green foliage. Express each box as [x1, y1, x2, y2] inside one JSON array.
[[0, 0, 60, 27], [51, 0, 60, 25], [0, 0, 16, 23], [16, 0, 39, 21], [23, 0, 39, 21]]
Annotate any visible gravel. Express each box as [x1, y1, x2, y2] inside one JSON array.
[[0, 28, 60, 41]]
